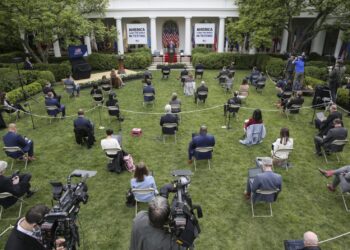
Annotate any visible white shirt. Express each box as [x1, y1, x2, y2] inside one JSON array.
[[101, 137, 121, 155], [272, 138, 294, 159]]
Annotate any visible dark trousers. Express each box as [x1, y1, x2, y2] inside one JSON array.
[[314, 136, 324, 154], [23, 140, 34, 157]]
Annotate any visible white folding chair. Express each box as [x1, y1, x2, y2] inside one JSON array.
[[251, 189, 279, 218], [227, 104, 240, 129], [170, 103, 181, 122], [0, 192, 24, 220], [322, 140, 348, 163], [271, 147, 294, 171], [162, 123, 178, 144], [143, 93, 155, 107], [3, 147, 28, 170], [45, 105, 59, 124], [193, 146, 213, 171], [92, 94, 104, 106], [197, 91, 208, 106], [107, 106, 120, 123], [131, 188, 156, 216]]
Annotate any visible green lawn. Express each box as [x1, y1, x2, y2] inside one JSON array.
[[0, 70, 350, 250]]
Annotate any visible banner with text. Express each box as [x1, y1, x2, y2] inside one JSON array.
[[127, 23, 148, 44], [194, 23, 215, 44]]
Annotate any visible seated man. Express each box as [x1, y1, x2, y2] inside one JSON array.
[[281, 91, 304, 112], [169, 93, 181, 113], [130, 196, 179, 250], [161, 64, 171, 79], [319, 165, 350, 193], [188, 125, 215, 164], [284, 231, 321, 250], [106, 93, 123, 122], [3, 123, 35, 161], [315, 104, 343, 137], [225, 91, 241, 116], [178, 66, 189, 85], [215, 66, 229, 79], [101, 129, 124, 173], [63, 74, 80, 97], [275, 77, 287, 94], [42, 81, 61, 103], [143, 80, 155, 102], [45, 92, 66, 118], [143, 68, 153, 82], [160, 104, 178, 134], [195, 63, 204, 79], [314, 118, 347, 156], [248, 66, 260, 85], [73, 109, 95, 148], [244, 157, 282, 201], [194, 81, 208, 104], [0, 161, 36, 208], [90, 83, 103, 103]]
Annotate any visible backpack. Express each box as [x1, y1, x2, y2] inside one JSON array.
[[123, 154, 135, 172]]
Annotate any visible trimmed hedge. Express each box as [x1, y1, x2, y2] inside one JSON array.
[[336, 88, 349, 110], [0, 51, 26, 63], [87, 53, 118, 70], [34, 62, 71, 81], [306, 60, 328, 68], [192, 47, 212, 54], [304, 76, 325, 89], [305, 66, 328, 81], [6, 81, 42, 104], [156, 63, 187, 69], [124, 52, 152, 69], [266, 58, 285, 77], [192, 53, 270, 70]]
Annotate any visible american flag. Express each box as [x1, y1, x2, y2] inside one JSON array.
[[162, 27, 179, 48]]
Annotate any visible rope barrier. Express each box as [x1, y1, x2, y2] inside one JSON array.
[[319, 231, 350, 244], [0, 225, 14, 237]]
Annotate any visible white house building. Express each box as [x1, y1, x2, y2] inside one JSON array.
[[52, 0, 346, 59]]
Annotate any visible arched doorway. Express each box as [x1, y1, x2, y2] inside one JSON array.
[[162, 20, 179, 48]]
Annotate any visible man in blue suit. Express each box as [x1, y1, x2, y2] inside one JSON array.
[[73, 109, 95, 148], [188, 125, 215, 164], [143, 80, 155, 102], [45, 92, 66, 118], [244, 157, 282, 202], [3, 123, 35, 161]]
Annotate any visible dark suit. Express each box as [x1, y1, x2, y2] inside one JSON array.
[[188, 133, 215, 160], [0, 174, 32, 208], [314, 127, 348, 154], [106, 99, 120, 117], [195, 64, 204, 79], [45, 97, 65, 117], [194, 85, 208, 103], [316, 111, 343, 136], [160, 113, 178, 134], [3, 131, 34, 157], [73, 116, 95, 148], [284, 96, 304, 113], [5, 223, 45, 250], [226, 96, 241, 113], [247, 171, 282, 203], [161, 66, 171, 79], [143, 85, 155, 102]]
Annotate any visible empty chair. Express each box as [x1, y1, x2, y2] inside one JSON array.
[[3, 147, 28, 170]]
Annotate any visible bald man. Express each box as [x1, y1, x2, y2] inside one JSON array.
[[303, 231, 321, 250], [3, 123, 35, 160]]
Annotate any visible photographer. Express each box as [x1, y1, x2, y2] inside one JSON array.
[[129, 196, 180, 250], [5, 204, 66, 250]]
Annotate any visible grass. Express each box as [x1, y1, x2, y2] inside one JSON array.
[[0, 69, 350, 250]]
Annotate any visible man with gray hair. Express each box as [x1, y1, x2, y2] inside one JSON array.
[[0, 161, 36, 208], [160, 104, 178, 135], [130, 196, 179, 250], [244, 157, 282, 201], [194, 81, 208, 104], [303, 231, 321, 250]]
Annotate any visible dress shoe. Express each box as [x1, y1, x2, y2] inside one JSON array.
[[319, 168, 329, 178], [244, 191, 251, 200], [327, 184, 336, 192]]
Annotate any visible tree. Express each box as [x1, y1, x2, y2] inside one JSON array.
[[0, 0, 116, 63], [233, 0, 350, 53]]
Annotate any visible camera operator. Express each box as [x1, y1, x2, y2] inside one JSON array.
[[5, 204, 66, 250], [129, 196, 180, 250]]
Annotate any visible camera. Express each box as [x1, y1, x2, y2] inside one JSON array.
[[41, 171, 92, 250], [161, 170, 203, 248]]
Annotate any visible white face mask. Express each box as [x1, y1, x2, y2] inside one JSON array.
[[32, 225, 42, 239]]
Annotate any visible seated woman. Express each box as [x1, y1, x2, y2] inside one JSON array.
[[184, 74, 196, 96], [101, 75, 111, 92], [110, 69, 124, 89], [244, 109, 263, 132], [169, 93, 181, 113], [238, 79, 249, 99], [0, 92, 28, 118], [240, 109, 266, 145], [271, 128, 294, 166], [130, 162, 158, 202]]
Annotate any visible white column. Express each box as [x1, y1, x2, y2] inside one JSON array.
[[280, 28, 288, 54], [150, 17, 157, 54], [184, 16, 192, 56], [218, 17, 226, 53], [310, 30, 326, 55], [19, 29, 29, 53], [334, 30, 343, 59], [84, 36, 92, 55], [116, 17, 124, 54], [53, 35, 61, 58]]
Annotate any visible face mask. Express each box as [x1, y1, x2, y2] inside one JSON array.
[[32, 225, 42, 239]]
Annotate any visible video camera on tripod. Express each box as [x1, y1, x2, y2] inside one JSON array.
[[41, 170, 96, 250], [161, 170, 203, 248]]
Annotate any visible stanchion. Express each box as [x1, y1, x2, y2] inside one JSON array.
[[97, 104, 104, 130]]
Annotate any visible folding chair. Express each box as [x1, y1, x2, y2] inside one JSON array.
[[45, 105, 59, 124], [162, 123, 178, 144], [285, 104, 302, 120], [251, 189, 279, 217], [271, 147, 294, 171], [3, 147, 28, 170], [162, 69, 170, 79], [256, 80, 266, 94], [193, 146, 213, 171], [107, 106, 120, 123], [195, 69, 204, 79], [101, 84, 111, 96], [226, 104, 240, 129], [197, 91, 208, 106], [322, 140, 349, 163], [103, 148, 120, 165], [92, 94, 104, 106], [65, 85, 74, 99], [131, 188, 156, 216], [170, 103, 181, 122], [340, 186, 350, 212], [0, 192, 24, 220], [143, 93, 155, 107]]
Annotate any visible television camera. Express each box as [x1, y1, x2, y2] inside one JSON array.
[[161, 169, 203, 248], [41, 171, 94, 250]]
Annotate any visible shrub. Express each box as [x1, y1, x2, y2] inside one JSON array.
[[306, 60, 328, 68], [124, 52, 152, 69], [192, 47, 212, 54], [35, 62, 71, 81], [304, 66, 328, 81], [304, 76, 325, 89], [0, 68, 19, 92], [48, 56, 70, 64], [87, 53, 118, 71], [266, 58, 285, 77], [6, 81, 42, 103], [133, 47, 151, 54], [20, 70, 55, 83], [0, 51, 25, 63], [336, 88, 349, 109]]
